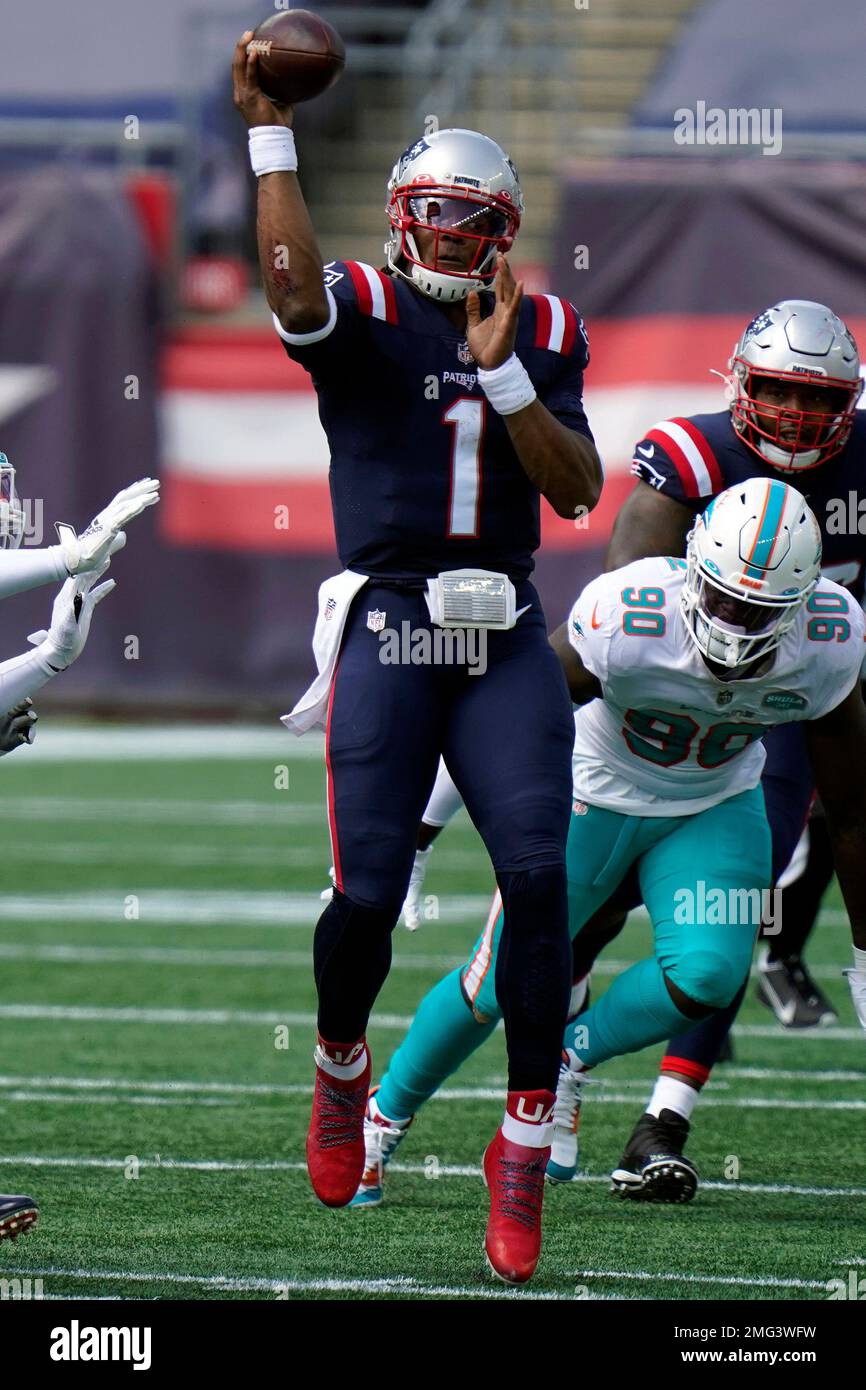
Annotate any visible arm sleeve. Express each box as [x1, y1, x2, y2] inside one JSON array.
[[0, 546, 66, 600], [422, 758, 465, 829], [0, 645, 57, 711]]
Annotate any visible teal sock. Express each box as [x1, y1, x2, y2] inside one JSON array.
[[377, 967, 497, 1120], [565, 958, 691, 1069]]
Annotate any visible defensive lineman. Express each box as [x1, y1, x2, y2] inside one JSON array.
[[233, 38, 602, 1281], [350, 479, 866, 1203]]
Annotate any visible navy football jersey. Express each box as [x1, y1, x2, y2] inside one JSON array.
[[275, 260, 594, 580], [631, 410, 866, 602]]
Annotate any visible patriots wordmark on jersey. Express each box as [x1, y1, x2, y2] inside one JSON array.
[[631, 410, 866, 601], [274, 261, 592, 580], [567, 557, 865, 817]]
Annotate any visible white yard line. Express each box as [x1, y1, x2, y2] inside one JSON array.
[[0, 1264, 598, 1300], [569, 1267, 828, 1291], [1, 1001, 860, 1038], [6, 725, 326, 763], [0, 1154, 863, 1200], [0, 891, 490, 927], [0, 943, 466, 971]]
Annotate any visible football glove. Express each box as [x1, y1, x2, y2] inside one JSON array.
[[28, 568, 116, 671], [402, 846, 434, 932], [0, 699, 37, 755], [57, 476, 160, 575]]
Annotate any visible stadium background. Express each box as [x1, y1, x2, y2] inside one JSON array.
[[1, 0, 865, 1303]]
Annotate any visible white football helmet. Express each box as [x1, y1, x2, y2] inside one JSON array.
[[727, 300, 863, 470], [682, 477, 821, 670], [0, 453, 26, 550], [385, 128, 523, 303]]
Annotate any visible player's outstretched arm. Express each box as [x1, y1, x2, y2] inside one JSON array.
[[0, 570, 114, 712], [233, 33, 328, 335], [0, 699, 37, 755], [549, 623, 603, 704], [466, 254, 602, 518], [806, 685, 866, 953], [606, 481, 695, 570]]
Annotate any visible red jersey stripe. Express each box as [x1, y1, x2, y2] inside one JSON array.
[[674, 417, 724, 491], [645, 426, 701, 499]]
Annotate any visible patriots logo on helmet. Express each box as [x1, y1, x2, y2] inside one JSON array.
[[397, 138, 430, 178], [744, 311, 773, 339]]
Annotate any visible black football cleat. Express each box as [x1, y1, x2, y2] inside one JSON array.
[[610, 1109, 699, 1203], [755, 949, 837, 1029], [0, 1193, 38, 1241]]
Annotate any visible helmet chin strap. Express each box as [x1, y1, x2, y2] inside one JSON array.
[[757, 436, 822, 470]]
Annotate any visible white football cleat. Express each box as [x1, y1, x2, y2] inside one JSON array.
[[349, 1088, 413, 1208], [546, 1049, 586, 1184]]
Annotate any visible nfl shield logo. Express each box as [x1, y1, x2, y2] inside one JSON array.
[[323, 597, 337, 622], [716, 689, 734, 705], [457, 340, 475, 365], [366, 609, 386, 633]]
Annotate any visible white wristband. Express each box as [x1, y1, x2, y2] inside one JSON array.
[[248, 125, 298, 177], [477, 353, 537, 416]]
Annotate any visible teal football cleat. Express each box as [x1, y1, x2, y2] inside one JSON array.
[[349, 1088, 413, 1208], [545, 1050, 586, 1184]]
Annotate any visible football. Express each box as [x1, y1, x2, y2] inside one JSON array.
[[247, 9, 346, 105]]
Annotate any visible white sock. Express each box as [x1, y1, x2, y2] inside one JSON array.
[[314, 1039, 368, 1082], [647, 1074, 698, 1122], [369, 1092, 411, 1128], [568, 974, 589, 1020]]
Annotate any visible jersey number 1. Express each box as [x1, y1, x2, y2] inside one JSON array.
[[444, 398, 485, 537]]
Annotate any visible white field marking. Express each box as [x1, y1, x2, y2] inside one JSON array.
[[568, 1267, 827, 1292], [0, 798, 319, 826], [0, 942, 466, 971], [0, 1154, 864, 1201], [0, 1091, 237, 1108], [0, 891, 491, 927], [5, 1083, 864, 1114], [5, 724, 327, 763], [6, 843, 482, 871], [0, 1264, 604, 1300], [0, 1001, 862, 1039]]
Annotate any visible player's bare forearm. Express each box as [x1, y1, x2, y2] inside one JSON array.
[[606, 481, 695, 569], [807, 688, 866, 949], [256, 174, 328, 331], [504, 403, 602, 520]]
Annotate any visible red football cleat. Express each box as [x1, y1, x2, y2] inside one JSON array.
[[482, 1125, 550, 1285], [306, 1038, 371, 1208]]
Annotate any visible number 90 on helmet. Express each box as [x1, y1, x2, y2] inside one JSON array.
[[682, 477, 822, 670]]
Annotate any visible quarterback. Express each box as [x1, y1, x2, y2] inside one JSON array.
[[350, 479, 866, 1204], [233, 36, 602, 1282]]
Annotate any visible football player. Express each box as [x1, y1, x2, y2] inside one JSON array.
[[350, 480, 866, 1206], [397, 300, 866, 1198], [0, 455, 159, 1240], [233, 40, 603, 1282]]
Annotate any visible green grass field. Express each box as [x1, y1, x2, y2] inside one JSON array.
[[0, 726, 863, 1301]]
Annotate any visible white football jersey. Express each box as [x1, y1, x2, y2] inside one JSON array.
[[568, 557, 865, 816]]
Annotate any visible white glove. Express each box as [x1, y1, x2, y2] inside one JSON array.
[[845, 963, 866, 1032], [28, 569, 116, 671], [401, 846, 434, 932], [320, 866, 337, 903], [57, 477, 160, 575]]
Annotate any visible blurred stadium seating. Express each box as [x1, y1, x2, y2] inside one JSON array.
[[1, 0, 865, 713]]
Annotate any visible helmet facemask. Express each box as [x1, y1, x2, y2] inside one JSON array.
[[729, 360, 862, 470], [0, 460, 26, 551], [682, 558, 809, 671], [387, 184, 518, 303]]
